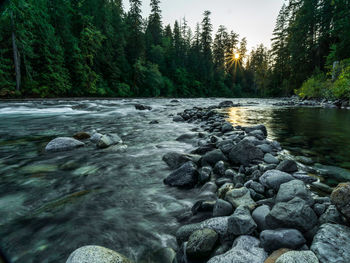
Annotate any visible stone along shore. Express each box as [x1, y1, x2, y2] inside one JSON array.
[[56, 101, 350, 263]]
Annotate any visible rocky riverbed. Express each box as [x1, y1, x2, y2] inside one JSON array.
[[0, 98, 350, 263]]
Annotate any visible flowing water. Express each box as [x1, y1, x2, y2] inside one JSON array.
[[0, 98, 349, 263]]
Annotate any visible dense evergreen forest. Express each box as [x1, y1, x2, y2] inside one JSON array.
[[0, 0, 349, 98]]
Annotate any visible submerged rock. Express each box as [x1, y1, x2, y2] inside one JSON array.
[[207, 235, 268, 263], [73, 132, 91, 140], [135, 104, 152, 110], [311, 223, 350, 263], [45, 137, 84, 152], [164, 161, 198, 188], [314, 164, 350, 182], [66, 245, 132, 263]]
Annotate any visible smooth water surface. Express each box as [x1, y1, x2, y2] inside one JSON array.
[[0, 98, 349, 262]]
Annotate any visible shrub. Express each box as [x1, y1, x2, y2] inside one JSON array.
[[332, 65, 350, 99]]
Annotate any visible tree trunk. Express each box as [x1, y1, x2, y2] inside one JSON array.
[[11, 12, 21, 92]]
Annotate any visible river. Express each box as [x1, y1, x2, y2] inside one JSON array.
[[0, 98, 349, 262]]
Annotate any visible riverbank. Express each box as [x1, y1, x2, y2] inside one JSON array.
[[63, 100, 350, 263]]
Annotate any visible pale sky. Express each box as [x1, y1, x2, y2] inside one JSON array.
[[123, 0, 286, 51]]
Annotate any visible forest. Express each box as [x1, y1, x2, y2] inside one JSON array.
[[0, 0, 349, 98]]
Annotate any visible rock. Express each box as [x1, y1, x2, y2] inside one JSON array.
[[218, 183, 234, 199], [252, 205, 270, 231], [275, 250, 319, 263], [311, 182, 333, 194], [207, 235, 268, 263], [176, 133, 197, 143], [330, 182, 350, 221], [199, 166, 212, 184], [162, 152, 200, 170], [140, 247, 175, 263], [218, 101, 234, 107], [276, 180, 314, 206], [292, 172, 317, 184], [311, 223, 350, 263], [244, 125, 268, 137], [314, 164, 350, 182], [173, 115, 184, 122], [259, 170, 294, 191], [73, 132, 91, 140], [217, 140, 234, 154], [66, 245, 132, 263], [135, 104, 152, 110], [164, 161, 198, 188], [45, 137, 84, 152], [264, 249, 291, 263], [229, 140, 264, 166], [260, 229, 306, 252], [250, 181, 265, 194], [213, 161, 226, 177], [228, 206, 257, 235], [90, 132, 103, 143], [171, 99, 180, 103], [97, 134, 123, 149], [313, 203, 326, 216], [149, 120, 159, 124], [319, 205, 346, 225], [257, 144, 273, 153], [186, 228, 218, 259], [213, 199, 233, 217], [264, 153, 280, 164], [296, 156, 314, 165], [225, 187, 256, 210], [201, 149, 228, 166], [221, 123, 233, 133], [266, 197, 318, 232], [176, 217, 230, 244], [276, 159, 298, 173]]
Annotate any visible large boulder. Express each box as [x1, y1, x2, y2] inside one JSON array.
[[162, 152, 200, 170], [259, 170, 294, 191], [229, 140, 264, 166], [264, 153, 279, 164], [66, 245, 132, 263], [186, 228, 219, 259], [311, 223, 350, 263], [228, 206, 257, 235], [330, 182, 350, 221], [275, 250, 319, 263], [176, 216, 230, 244], [45, 137, 84, 152], [163, 161, 198, 188], [225, 187, 256, 210], [276, 180, 314, 206], [277, 159, 298, 173], [260, 229, 306, 252], [207, 235, 268, 263], [266, 197, 318, 232], [201, 149, 228, 166], [252, 205, 270, 231], [97, 134, 123, 149]]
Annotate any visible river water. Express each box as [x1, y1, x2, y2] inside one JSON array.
[[0, 98, 349, 262]]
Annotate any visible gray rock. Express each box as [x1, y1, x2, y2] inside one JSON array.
[[97, 134, 123, 149], [295, 156, 314, 165], [244, 125, 268, 137], [257, 144, 273, 153], [228, 206, 257, 235], [319, 205, 345, 225], [266, 197, 318, 232], [264, 153, 279, 164], [213, 161, 226, 176], [259, 170, 294, 191], [218, 101, 234, 107], [229, 140, 264, 166], [45, 137, 84, 152], [277, 159, 298, 173], [163, 161, 198, 188], [221, 123, 233, 133], [141, 247, 175, 263], [186, 228, 218, 259], [201, 182, 218, 194], [207, 235, 268, 263], [252, 205, 270, 231], [311, 182, 333, 194], [218, 183, 234, 199], [225, 187, 256, 210], [215, 177, 232, 187], [314, 163, 350, 182], [292, 172, 317, 184], [275, 250, 319, 263], [250, 181, 265, 194], [176, 133, 197, 143], [217, 140, 234, 154], [176, 217, 230, 244], [224, 169, 235, 179], [276, 180, 314, 206], [260, 229, 306, 252], [313, 203, 326, 216], [162, 152, 200, 170], [173, 115, 184, 122], [330, 182, 350, 221], [199, 166, 212, 184], [135, 104, 152, 110], [66, 245, 132, 263], [90, 132, 103, 143], [201, 149, 228, 166], [311, 223, 350, 263], [213, 199, 233, 217]]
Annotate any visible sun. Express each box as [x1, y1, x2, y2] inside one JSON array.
[[234, 53, 240, 60]]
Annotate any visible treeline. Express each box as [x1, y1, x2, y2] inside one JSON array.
[[0, 0, 257, 98]]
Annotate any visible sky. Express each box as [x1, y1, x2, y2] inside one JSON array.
[[122, 0, 286, 51]]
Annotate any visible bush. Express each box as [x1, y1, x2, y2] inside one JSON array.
[[332, 65, 350, 98], [296, 73, 329, 98]]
